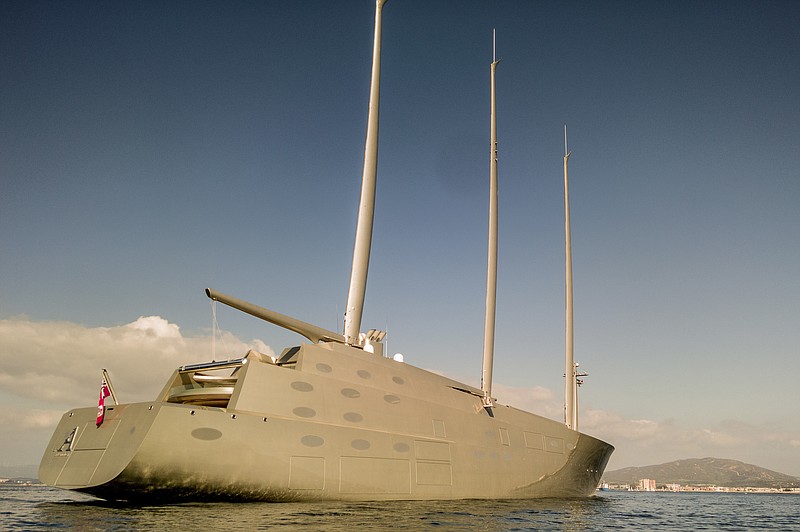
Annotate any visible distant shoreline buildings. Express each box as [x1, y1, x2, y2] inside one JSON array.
[[638, 478, 657, 491], [602, 480, 800, 494], [0, 478, 42, 486]]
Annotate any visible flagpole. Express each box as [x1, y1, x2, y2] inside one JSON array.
[[102, 368, 118, 405]]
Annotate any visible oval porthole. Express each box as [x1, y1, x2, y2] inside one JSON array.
[[344, 412, 364, 423], [291, 381, 314, 392], [301, 435, 324, 447], [191, 428, 222, 441], [292, 406, 317, 418]]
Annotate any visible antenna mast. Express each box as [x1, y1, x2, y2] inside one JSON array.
[[481, 30, 500, 407], [563, 125, 577, 429], [344, 0, 388, 346]]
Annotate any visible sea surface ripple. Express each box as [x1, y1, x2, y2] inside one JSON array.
[[1, 486, 798, 530]]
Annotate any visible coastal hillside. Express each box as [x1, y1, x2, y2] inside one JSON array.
[[604, 458, 800, 488]]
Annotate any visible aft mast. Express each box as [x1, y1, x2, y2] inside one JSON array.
[[563, 125, 577, 430], [344, 0, 388, 346], [481, 31, 500, 407]]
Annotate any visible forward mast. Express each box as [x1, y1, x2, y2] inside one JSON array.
[[344, 0, 388, 346], [481, 30, 500, 407]]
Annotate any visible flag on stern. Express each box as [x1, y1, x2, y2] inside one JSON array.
[[96, 377, 111, 426]]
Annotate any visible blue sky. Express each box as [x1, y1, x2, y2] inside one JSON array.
[[2, 0, 799, 476]]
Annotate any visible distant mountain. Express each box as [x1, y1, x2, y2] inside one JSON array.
[[603, 458, 800, 488], [0, 464, 38, 480]]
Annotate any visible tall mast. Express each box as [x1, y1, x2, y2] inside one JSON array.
[[563, 125, 576, 429], [481, 31, 500, 406], [344, 0, 388, 346]]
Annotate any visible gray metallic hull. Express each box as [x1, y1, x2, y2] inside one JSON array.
[[39, 1, 615, 502], [40, 342, 612, 502]]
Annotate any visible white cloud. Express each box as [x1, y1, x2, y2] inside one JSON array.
[[483, 381, 800, 476], [3, 317, 799, 477], [492, 382, 562, 420], [0, 316, 273, 407], [579, 409, 800, 476], [0, 316, 276, 465], [125, 315, 182, 338], [0, 405, 63, 430]]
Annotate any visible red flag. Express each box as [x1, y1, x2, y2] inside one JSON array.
[[96, 377, 111, 426]]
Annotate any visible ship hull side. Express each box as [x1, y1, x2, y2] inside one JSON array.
[[40, 343, 613, 502], [42, 401, 612, 502]]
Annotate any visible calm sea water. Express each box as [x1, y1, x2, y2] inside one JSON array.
[[1, 486, 798, 531]]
